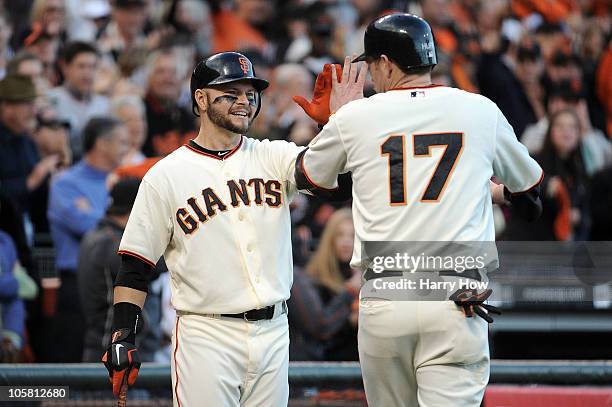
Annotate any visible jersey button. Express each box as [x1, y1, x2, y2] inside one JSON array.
[[238, 212, 245, 221], [247, 244, 254, 252]]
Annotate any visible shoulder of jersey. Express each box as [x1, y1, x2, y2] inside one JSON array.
[[141, 147, 190, 182]]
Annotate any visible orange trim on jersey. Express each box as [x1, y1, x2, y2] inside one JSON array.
[[413, 132, 464, 203], [381, 134, 407, 206], [117, 250, 156, 268], [299, 152, 339, 192], [509, 169, 545, 195], [174, 317, 181, 407], [389, 84, 445, 91], [184, 136, 243, 160]]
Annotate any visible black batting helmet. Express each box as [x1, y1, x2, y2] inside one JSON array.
[[353, 13, 437, 71], [190, 52, 269, 117]]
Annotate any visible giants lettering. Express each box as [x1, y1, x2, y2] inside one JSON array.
[[176, 178, 284, 235]]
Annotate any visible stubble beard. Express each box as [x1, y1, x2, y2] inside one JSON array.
[[206, 96, 251, 134]]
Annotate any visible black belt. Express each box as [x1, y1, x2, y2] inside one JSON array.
[[364, 268, 482, 281], [222, 302, 286, 322]]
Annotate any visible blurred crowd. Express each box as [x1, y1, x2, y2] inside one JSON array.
[[0, 0, 610, 364]]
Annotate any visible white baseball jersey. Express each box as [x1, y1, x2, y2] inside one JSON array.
[[118, 136, 304, 314], [302, 85, 543, 267]]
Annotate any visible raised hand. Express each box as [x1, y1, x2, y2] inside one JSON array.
[[293, 64, 342, 125], [330, 56, 368, 114]]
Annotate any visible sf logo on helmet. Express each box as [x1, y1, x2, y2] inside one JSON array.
[[239, 57, 250, 74]]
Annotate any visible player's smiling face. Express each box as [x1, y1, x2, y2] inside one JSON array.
[[204, 81, 258, 134]]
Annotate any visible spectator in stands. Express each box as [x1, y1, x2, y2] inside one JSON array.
[[522, 82, 612, 175], [29, 117, 71, 234], [6, 51, 51, 111], [271, 63, 313, 140], [97, 0, 148, 62], [170, 0, 212, 58], [288, 209, 360, 361], [142, 48, 195, 157], [477, 40, 543, 137], [111, 95, 147, 165], [0, 229, 25, 363], [211, 0, 272, 54], [0, 75, 59, 232], [26, 0, 67, 41], [79, 178, 163, 362], [46, 116, 128, 362], [507, 109, 589, 241], [48, 41, 110, 159], [20, 19, 61, 86]]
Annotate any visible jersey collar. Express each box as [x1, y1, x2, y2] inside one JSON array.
[[185, 136, 243, 160], [388, 84, 444, 91]]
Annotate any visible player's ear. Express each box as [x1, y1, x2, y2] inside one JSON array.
[[195, 89, 208, 113], [380, 54, 393, 79]]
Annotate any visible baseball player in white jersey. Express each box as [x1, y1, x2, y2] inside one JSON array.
[[101, 52, 351, 406], [293, 13, 544, 407]]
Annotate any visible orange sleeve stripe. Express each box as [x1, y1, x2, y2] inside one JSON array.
[[299, 154, 338, 192], [510, 169, 545, 196], [117, 250, 156, 268]]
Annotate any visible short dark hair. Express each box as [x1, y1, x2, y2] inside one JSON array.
[[398, 65, 434, 77], [82, 117, 123, 154], [61, 41, 99, 64]]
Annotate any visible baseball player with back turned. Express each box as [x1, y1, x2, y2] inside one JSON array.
[[101, 52, 350, 406], [294, 13, 544, 407]]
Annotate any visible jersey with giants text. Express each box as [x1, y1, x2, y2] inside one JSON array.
[[118, 137, 303, 314]]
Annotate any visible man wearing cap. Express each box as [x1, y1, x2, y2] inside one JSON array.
[[0, 75, 60, 226], [78, 178, 163, 363]]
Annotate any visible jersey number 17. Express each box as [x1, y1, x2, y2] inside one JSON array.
[[381, 132, 463, 205]]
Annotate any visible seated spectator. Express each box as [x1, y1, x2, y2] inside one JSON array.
[[0, 75, 60, 237], [111, 95, 147, 165], [47, 41, 110, 159], [505, 109, 590, 241], [97, 0, 148, 62], [78, 178, 163, 362], [522, 82, 612, 175], [46, 116, 128, 362], [0, 230, 26, 363], [288, 209, 360, 361], [142, 48, 195, 157]]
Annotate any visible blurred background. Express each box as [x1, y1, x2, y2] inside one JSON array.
[[0, 0, 610, 405]]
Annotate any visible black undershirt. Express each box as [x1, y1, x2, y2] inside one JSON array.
[[188, 140, 230, 156]]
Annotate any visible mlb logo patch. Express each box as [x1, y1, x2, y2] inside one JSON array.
[[411, 91, 426, 98]]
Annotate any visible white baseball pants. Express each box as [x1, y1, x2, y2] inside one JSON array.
[[358, 299, 490, 407], [171, 311, 289, 406]]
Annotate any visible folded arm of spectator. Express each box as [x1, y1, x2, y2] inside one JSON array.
[[47, 178, 102, 238], [289, 267, 356, 341]]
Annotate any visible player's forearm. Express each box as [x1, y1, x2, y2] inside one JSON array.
[[113, 286, 146, 309]]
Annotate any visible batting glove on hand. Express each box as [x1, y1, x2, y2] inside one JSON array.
[[450, 288, 501, 323], [102, 328, 141, 397], [293, 64, 342, 125]]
